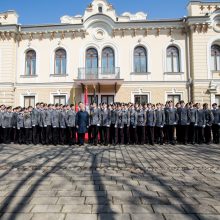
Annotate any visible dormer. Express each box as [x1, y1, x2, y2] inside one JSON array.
[[0, 10, 18, 25]]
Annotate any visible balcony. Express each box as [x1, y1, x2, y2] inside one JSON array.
[[75, 67, 124, 86]]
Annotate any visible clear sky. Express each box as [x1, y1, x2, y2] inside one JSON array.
[[0, 0, 219, 24]]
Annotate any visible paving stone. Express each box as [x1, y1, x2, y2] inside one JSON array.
[[31, 205, 62, 213], [198, 214, 220, 220], [131, 214, 165, 220], [153, 204, 186, 214], [1, 213, 33, 220], [123, 205, 153, 213], [98, 214, 130, 220], [31, 213, 65, 220], [92, 205, 122, 213], [57, 197, 85, 205], [29, 197, 58, 205], [62, 205, 92, 213], [164, 214, 199, 220], [65, 214, 97, 220]]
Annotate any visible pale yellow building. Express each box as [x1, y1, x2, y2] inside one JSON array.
[[0, 0, 220, 106]]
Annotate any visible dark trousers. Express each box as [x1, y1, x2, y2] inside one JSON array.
[[68, 126, 76, 145], [130, 126, 137, 145], [147, 126, 155, 145], [176, 125, 181, 143], [110, 124, 117, 145], [40, 127, 46, 145], [188, 123, 196, 144], [124, 125, 130, 144], [180, 125, 188, 144], [17, 128, 24, 144], [12, 128, 18, 143], [102, 126, 110, 145], [46, 125, 52, 145], [0, 126, 3, 143], [91, 125, 98, 145], [32, 126, 39, 145], [78, 133, 85, 145], [118, 127, 124, 145], [3, 128, 11, 144], [137, 126, 145, 145], [88, 126, 92, 143], [204, 125, 212, 144], [59, 128, 66, 145], [167, 125, 175, 144], [163, 125, 169, 143], [212, 124, 220, 144], [52, 127, 59, 145], [25, 128, 32, 144], [99, 126, 103, 144], [155, 127, 164, 144], [195, 127, 204, 144], [145, 126, 148, 144]]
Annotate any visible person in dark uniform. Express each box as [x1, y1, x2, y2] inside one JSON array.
[[66, 104, 76, 146], [195, 103, 206, 144], [129, 104, 137, 145], [89, 103, 100, 146], [0, 105, 5, 144], [12, 107, 19, 144], [100, 103, 111, 146], [24, 107, 32, 145], [155, 103, 165, 145], [2, 106, 13, 144], [115, 104, 124, 145], [164, 101, 178, 145], [31, 103, 40, 145], [76, 103, 89, 146], [110, 104, 117, 146], [51, 104, 60, 146], [17, 108, 24, 144], [59, 105, 67, 145], [122, 104, 130, 145], [146, 103, 156, 145], [203, 103, 214, 145], [45, 104, 53, 145], [88, 103, 93, 144], [136, 104, 146, 145], [188, 102, 197, 145], [177, 100, 190, 145], [211, 103, 220, 144]]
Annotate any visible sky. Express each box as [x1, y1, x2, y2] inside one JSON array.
[[0, 0, 219, 25]]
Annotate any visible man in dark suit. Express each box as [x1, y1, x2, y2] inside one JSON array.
[[76, 103, 89, 146], [211, 103, 220, 144]]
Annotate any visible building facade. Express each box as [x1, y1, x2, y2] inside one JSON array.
[[0, 0, 220, 107]]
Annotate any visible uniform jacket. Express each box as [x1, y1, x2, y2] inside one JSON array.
[[45, 109, 52, 126], [75, 110, 89, 133], [146, 109, 156, 127], [122, 109, 130, 125], [136, 109, 146, 126], [189, 108, 197, 123], [204, 109, 214, 126], [155, 109, 165, 127], [66, 109, 76, 127], [51, 110, 60, 128], [39, 109, 45, 127], [165, 107, 178, 125], [115, 110, 124, 128], [2, 112, 13, 128], [59, 110, 67, 128], [11, 112, 18, 128], [31, 108, 40, 126], [196, 109, 206, 127], [212, 109, 220, 125], [110, 109, 117, 125], [130, 109, 137, 127], [90, 108, 100, 126], [24, 112, 32, 128], [17, 113, 24, 129], [177, 107, 190, 125], [0, 111, 4, 127], [100, 108, 111, 127]]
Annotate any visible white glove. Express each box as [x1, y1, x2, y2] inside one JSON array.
[[202, 125, 205, 128], [107, 125, 110, 127], [17, 127, 20, 130], [218, 123, 220, 126], [133, 126, 136, 129], [13, 126, 15, 128], [44, 125, 47, 127], [115, 125, 117, 128], [97, 124, 100, 126], [53, 126, 56, 128], [161, 126, 163, 128], [32, 125, 35, 127], [194, 124, 197, 126], [174, 122, 177, 125]]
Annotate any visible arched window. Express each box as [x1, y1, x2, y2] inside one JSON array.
[[211, 44, 220, 71], [134, 46, 147, 73], [102, 47, 115, 74], [166, 46, 180, 72], [25, 50, 36, 75], [86, 48, 98, 75], [55, 48, 66, 75]]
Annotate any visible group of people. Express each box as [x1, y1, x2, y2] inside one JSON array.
[[0, 100, 219, 146]]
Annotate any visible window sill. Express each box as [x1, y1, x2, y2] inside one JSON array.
[[211, 71, 220, 73], [164, 72, 184, 75], [50, 74, 68, 77], [130, 72, 151, 75], [20, 75, 38, 78]]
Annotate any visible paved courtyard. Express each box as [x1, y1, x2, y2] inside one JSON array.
[[0, 143, 220, 220]]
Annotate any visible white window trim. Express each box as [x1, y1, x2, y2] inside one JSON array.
[[81, 93, 115, 104], [20, 93, 38, 107], [50, 92, 68, 105], [163, 42, 185, 74], [165, 90, 183, 103], [131, 90, 151, 103]]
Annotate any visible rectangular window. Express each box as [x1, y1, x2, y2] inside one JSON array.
[[167, 95, 181, 104], [215, 95, 220, 106], [101, 95, 114, 105], [88, 95, 98, 105], [134, 95, 148, 105], [24, 96, 35, 107], [53, 95, 66, 105]]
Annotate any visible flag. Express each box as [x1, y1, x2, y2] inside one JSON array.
[[93, 85, 96, 104], [84, 85, 88, 107]]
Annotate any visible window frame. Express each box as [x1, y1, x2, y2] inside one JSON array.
[[166, 46, 180, 73], [211, 44, 220, 71], [25, 50, 36, 76], [54, 48, 67, 75], [133, 46, 148, 73]]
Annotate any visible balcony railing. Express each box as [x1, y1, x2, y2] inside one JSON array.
[[78, 67, 120, 80]]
